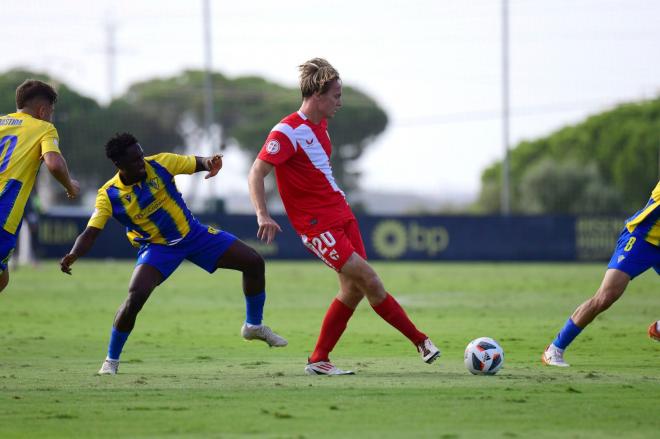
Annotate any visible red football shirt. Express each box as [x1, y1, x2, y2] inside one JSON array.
[[258, 111, 355, 234]]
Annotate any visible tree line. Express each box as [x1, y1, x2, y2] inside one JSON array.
[[3, 68, 657, 215], [477, 97, 660, 214], [0, 69, 388, 199]]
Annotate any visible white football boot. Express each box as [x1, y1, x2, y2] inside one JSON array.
[[542, 344, 570, 367], [98, 357, 120, 375], [304, 360, 355, 376], [241, 323, 288, 347], [417, 338, 441, 364]]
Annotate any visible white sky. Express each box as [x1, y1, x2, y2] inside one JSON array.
[[3, 0, 660, 202]]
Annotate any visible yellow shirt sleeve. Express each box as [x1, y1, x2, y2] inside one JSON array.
[[148, 153, 196, 175], [40, 124, 61, 157], [87, 189, 112, 230]]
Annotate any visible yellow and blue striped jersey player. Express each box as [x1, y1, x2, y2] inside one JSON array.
[[60, 132, 287, 375], [543, 180, 660, 367], [0, 80, 79, 293]]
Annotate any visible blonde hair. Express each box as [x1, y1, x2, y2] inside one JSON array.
[[298, 58, 340, 98]]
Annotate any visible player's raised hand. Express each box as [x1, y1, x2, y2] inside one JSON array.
[[257, 214, 282, 244], [59, 253, 78, 275], [204, 154, 223, 179]]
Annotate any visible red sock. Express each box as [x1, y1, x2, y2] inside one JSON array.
[[372, 293, 427, 346], [309, 298, 355, 363]]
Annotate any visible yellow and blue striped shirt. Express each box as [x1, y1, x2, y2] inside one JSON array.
[[88, 153, 198, 247], [625, 180, 660, 247], [0, 112, 61, 235]]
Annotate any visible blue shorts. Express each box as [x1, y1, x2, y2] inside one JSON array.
[[0, 228, 17, 273], [136, 223, 238, 280], [607, 228, 660, 279]]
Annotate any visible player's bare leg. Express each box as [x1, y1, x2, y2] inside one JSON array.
[[307, 252, 439, 375], [99, 264, 162, 375], [305, 273, 361, 375], [544, 269, 630, 367], [337, 254, 385, 306], [114, 264, 162, 332], [571, 269, 630, 328], [347, 254, 439, 363], [0, 269, 9, 293]]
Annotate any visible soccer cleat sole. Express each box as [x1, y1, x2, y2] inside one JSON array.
[[424, 351, 441, 364], [304, 362, 355, 376], [305, 368, 354, 376]]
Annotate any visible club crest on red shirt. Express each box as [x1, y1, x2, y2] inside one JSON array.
[[266, 139, 280, 154]]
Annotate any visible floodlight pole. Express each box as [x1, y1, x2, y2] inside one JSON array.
[[105, 18, 117, 103], [202, 0, 215, 133], [501, 0, 511, 215]]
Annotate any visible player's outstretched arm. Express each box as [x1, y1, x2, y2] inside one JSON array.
[[43, 151, 80, 199], [195, 154, 223, 179], [60, 226, 102, 275], [248, 158, 282, 244]]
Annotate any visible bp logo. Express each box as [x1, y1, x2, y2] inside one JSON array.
[[372, 220, 450, 259], [372, 220, 408, 259]]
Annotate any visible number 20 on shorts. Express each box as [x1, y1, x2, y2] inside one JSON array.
[[310, 232, 336, 255]]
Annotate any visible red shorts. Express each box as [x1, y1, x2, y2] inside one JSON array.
[[300, 219, 366, 272]]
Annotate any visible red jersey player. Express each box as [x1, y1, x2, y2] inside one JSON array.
[[248, 58, 440, 375]]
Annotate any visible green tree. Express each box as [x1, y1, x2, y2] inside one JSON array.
[[518, 158, 622, 214], [477, 97, 660, 213], [2, 68, 387, 198], [0, 69, 184, 193], [118, 70, 388, 192]]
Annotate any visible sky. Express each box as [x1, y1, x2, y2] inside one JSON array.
[[3, 0, 660, 204]]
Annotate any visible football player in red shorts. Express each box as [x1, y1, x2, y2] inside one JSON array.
[[249, 58, 440, 375]]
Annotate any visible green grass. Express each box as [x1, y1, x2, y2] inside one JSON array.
[[0, 260, 658, 438]]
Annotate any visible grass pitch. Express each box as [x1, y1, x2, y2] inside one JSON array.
[[1, 260, 658, 438]]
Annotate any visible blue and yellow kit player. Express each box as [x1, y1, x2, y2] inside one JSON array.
[[543, 181, 660, 367], [60, 132, 287, 375], [0, 80, 79, 292]]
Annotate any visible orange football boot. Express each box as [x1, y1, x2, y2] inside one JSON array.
[[648, 321, 660, 342]]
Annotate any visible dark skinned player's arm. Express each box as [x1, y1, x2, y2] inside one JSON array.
[[60, 226, 102, 275], [194, 154, 223, 179]]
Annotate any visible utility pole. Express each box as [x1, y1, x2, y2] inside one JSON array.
[[105, 17, 117, 103], [500, 0, 511, 215], [202, 0, 214, 133], [186, 0, 217, 212]]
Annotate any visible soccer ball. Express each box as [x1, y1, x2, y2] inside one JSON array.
[[464, 337, 504, 375]]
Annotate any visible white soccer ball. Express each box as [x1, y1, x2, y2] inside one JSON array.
[[464, 337, 504, 375]]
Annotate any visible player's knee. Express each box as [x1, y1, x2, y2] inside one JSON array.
[[359, 271, 383, 295], [243, 249, 265, 279], [125, 291, 149, 315]]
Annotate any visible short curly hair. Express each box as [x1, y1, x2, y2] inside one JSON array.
[[298, 58, 340, 98], [16, 79, 58, 109], [105, 132, 139, 162]]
